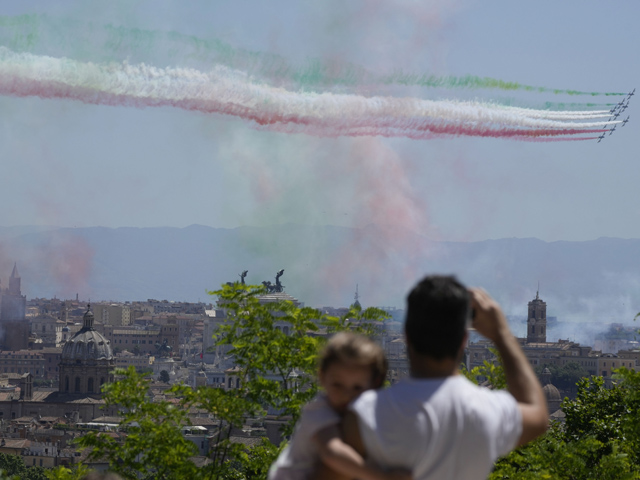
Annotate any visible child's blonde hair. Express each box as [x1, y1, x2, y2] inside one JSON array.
[[319, 332, 387, 388]]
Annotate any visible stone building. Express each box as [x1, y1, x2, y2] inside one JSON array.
[[540, 367, 562, 414], [92, 303, 131, 327], [0, 264, 29, 350], [29, 314, 66, 347], [58, 305, 115, 396], [0, 264, 26, 322], [101, 323, 179, 356], [41, 347, 63, 381], [0, 351, 45, 377], [0, 307, 118, 422], [527, 290, 547, 344]]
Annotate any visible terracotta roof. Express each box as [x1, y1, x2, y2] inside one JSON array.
[[229, 435, 264, 448], [12, 416, 37, 424], [1, 438, 31, 449], [39, 416, 63, 423], [188, 417, 218, 427], [91, 416, 123, 424]]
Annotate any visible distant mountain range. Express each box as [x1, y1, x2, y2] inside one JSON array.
[[1, 225, 639, 326]]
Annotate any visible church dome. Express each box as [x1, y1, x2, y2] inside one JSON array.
[[543, 383, 562, 403], [61, 305, 113, 362]]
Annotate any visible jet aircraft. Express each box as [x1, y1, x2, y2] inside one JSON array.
[[622, 116, 630, 126]]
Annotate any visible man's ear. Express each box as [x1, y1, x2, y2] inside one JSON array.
[[405, 333, 414, 353], [456, 331, 469, 362]]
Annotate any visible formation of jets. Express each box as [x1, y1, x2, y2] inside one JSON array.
[[599, 88, 634, 143]]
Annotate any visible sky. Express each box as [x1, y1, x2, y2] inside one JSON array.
[[0, 0, 637, 245]]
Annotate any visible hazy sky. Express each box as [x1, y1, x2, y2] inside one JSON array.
[[1, 0, 638, 242]]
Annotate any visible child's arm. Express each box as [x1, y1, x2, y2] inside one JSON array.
[[312, 423, 411, 480]]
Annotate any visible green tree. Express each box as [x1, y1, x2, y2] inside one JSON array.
[[44, 464, 91, 480], [212, 283, 387, 437], [462, 344, 640, 479], [0, 453, 47, 480], [489, 368, 640, 479], [159, 369, 170, 383], [535, 362, 590, 392], [461, 347, 506, 389], [75, 366, 203, 479]]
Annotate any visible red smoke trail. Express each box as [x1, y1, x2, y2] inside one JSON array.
[[262, 122, 605, 141], [31, 233, 94, 299], [319, 137, 433, 303]]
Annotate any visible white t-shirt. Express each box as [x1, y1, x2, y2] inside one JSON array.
[[268, 394, 340, 480], [350, 375, 522, 480]]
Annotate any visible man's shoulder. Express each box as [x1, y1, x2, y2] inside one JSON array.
[[352, 375, 514, 412]]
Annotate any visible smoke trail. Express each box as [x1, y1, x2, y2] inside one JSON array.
[[0, 48, 618, 142], [319, 137, 432, 303], [0, 231, 94, 300], [0, 14, 626, 98]]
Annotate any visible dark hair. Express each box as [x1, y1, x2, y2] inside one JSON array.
[[319, 332, 387, 388], [405, 275, 470, 360]]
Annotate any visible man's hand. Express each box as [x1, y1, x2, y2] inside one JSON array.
[[469, 287, 511, 344]]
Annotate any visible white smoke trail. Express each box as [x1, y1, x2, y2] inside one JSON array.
[[0, 47, 618, 139]]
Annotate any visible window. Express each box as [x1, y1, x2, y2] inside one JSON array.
[[88, 378, 94, 393], [75, 377, 81, 392]]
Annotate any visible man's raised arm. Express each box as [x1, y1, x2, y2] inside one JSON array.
[[469, 288, 548, 446]]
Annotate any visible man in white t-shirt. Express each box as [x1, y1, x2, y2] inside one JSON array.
[[317, 275, 548, 480]]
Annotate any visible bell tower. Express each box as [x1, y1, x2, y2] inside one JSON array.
[[8, 263, 21, 296], [526, 287, 547, 344]]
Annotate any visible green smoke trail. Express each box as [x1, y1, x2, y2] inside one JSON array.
[[0, 13, 627, 98]]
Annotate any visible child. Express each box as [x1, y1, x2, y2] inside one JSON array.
[[269, 332, 410, 480]]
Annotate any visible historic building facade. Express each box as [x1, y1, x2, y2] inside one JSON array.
[[0, 264, 29, 350], [58, 305, 115, 396], [527, 290, 547, 344]]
